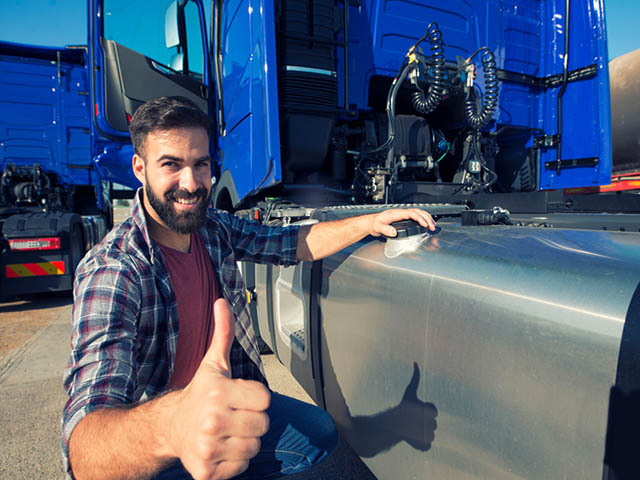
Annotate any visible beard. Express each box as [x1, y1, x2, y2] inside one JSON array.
[[145, 182, 211, 234]]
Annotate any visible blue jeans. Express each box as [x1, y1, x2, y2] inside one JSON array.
[[155, 392, 338, 479]]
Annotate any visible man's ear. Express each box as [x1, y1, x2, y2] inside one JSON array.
[[132, 154, 145, 184]]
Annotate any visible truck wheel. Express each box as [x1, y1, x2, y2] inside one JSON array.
[[70, 224, 85, 275]]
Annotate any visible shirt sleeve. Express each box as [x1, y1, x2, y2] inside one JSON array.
[[216, 211, 300, 266], [61, 254, 142, 475]]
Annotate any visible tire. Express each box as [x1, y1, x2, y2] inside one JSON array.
[[70, 224, 85, 275]]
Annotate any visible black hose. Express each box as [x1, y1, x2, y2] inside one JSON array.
[[473, 131, 498, 189], [411, 23, 446, 115], [480, 164, 498, 189], [461, 130, 498, 191], [365, 60, 413, 156], [465, 47, 499, 128]]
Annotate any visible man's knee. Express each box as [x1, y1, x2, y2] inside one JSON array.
[[268, 392, 338, 456], [309, 406, 338, 453]]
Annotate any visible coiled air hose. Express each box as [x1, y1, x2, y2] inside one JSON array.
[[411, 23, 446, 115], [464, 47, 499, 128], [364, 22, 446, 157]]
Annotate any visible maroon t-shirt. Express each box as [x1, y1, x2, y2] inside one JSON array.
[[158, 232, 220, 389]]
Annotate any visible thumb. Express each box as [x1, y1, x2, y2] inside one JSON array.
[[374, 219, 396, 237], [369, 213, 397, 238], [382, 225, 397, 237], [202, 297, 235, 377]]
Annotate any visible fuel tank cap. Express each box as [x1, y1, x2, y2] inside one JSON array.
[[384, 221, 440, 258], [390, 220, 440, 238]]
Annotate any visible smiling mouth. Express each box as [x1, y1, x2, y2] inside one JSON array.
[[174, 197, 199, 205], [166, 187, 209, 209]]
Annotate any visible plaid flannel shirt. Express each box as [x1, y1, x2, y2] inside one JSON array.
[[62, 189, 299, 475]]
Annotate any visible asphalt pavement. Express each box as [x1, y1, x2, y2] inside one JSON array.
[[0, 297, 374, 479]]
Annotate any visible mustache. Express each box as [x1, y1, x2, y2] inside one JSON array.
[[165, 187, 209, 202]]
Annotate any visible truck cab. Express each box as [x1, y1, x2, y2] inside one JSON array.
[[90, 0, 613, 211], [0, 41, 111, 296]]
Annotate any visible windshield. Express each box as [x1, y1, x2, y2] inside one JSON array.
[[103, 0, 205, 79]]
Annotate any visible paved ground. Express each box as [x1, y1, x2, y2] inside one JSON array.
[[0, 293, 72, 479], [0, 293, 374, 479]]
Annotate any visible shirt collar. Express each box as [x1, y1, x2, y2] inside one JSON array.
[[131, 187, 160, 263]]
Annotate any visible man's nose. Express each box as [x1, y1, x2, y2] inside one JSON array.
[[179, 166, 198, 192]]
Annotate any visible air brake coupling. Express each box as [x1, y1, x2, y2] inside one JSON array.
[[461, 207, 512, 226]]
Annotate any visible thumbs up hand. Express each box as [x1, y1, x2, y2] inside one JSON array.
[[165, 298, 270, 480]]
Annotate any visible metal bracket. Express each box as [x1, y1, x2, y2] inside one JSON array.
[[544, 157, 599, 170], [245, 288, 257, 304], [496, 64, 597, 89], [533, 135, 560, 149], [545, 64, 598, 88]]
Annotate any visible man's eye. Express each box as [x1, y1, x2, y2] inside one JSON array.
[[162, 162, 177, 169]]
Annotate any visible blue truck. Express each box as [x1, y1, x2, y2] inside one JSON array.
[[0, 41, 120, 297], [9, 0, 640, 477]]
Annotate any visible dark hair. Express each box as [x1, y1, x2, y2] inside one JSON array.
[[128, 96, 211, 157]]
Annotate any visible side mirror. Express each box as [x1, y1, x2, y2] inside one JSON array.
[[165, 1, 179, 48]]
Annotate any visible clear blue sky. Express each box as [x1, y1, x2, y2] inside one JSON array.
[[606, 0, 640, 59], [0, 0, 638, 59], [0, 0, 87, 48]]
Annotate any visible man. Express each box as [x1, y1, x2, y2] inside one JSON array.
[[63, 96, 435, 480]]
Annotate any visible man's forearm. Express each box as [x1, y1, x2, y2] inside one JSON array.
[[68, 392, 178, 480], [296, 209, 436, 262], [296, 215, 372, 262]]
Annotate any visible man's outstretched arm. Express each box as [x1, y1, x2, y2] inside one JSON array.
[[68, 299, 270, 480], [296, 208, 436, 262]]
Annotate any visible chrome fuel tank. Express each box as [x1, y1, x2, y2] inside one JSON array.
[[315, 224, 640, 479]]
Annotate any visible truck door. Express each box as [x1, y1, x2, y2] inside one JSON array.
[[89, 0, 210, 141], [211, 0, 282, 208]]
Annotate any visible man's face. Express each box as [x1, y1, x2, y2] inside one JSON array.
[[133, 127, 212, 235]]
